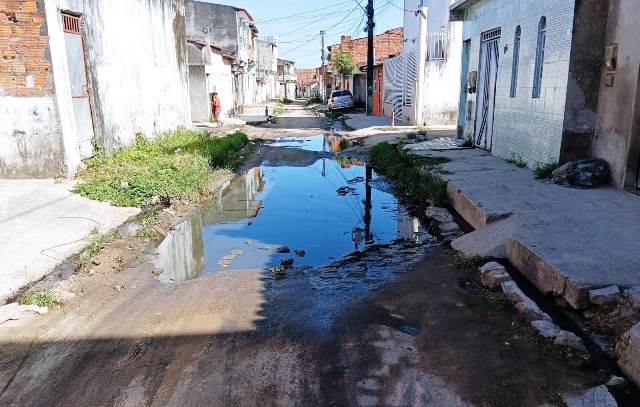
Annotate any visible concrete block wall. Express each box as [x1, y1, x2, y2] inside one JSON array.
[[461, 0, 575, 166], [0, 0, 65, 177]]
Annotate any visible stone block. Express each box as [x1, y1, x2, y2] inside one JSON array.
[[479, 261, 505, 274], [515, 298, 551, 322], [616, 323, 640, 388], [481, 269, 512, 290], [562, 385, 617, 407], [553, 330, 587, 353], [531, 320, 561, 338], [589, 285, 620, 306], [501, 280, 528, 303]]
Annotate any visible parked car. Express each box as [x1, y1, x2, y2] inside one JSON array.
[[328, 89, 353, 111]]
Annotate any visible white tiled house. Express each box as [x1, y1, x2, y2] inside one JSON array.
[[450, 0, 607, 169]]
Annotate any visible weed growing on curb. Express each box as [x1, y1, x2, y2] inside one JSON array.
[[370, 142, 451, 206], [454, 253, 484, 271], [485, 291, 513, 311], [134, 207, 162, 238], [76, 230, 121, 271], [274, 104, 285, 115], [505, 153, 528, 168], [74, 130, 249, 207], [534, 161, 559, 179], [21, 288, 60, 308]]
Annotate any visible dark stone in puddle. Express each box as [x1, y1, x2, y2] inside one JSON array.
[[275, 246, 291, 253], [345, 250, 365, 259], [347, 176, 365, 184], [294, 249, 306, 257], [364, 244, 381, 253], [336, 186, 357, 196], [280, 258, 294, 268]]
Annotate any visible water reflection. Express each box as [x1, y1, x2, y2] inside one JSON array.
[[155, 136, 427, 283]]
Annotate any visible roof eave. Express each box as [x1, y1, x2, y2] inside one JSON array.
[[449, 0, 481, 21]]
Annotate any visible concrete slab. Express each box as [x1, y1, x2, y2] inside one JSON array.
[[420, 149, 640, 309], [0, 180, 139, 302]]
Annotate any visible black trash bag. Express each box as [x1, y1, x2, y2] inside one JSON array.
[[552, 159, 611, 188]]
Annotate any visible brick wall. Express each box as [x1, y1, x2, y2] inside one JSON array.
[[461, 0, 576, 166], [0, 0, 53, 96], [328, 27, 403, 66], [295, 68, 317, 87]]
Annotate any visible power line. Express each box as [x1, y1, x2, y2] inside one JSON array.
[[254, 0, 351, 23]]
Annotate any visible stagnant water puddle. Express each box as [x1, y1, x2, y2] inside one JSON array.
[[155, 134, 428, 283]]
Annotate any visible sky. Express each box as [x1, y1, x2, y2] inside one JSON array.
[[202, 0, 405, 68]]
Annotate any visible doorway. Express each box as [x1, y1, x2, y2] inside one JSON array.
[[474, 28, 501, 150], [62, 13, 95, 158], [458, 39, 471, 138]]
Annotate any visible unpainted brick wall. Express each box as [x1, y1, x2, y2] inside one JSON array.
[[328, 27, 404, 66], [0, 0, 53, 96]]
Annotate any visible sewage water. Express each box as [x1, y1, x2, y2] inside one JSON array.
[[155, 135, 425, 283]]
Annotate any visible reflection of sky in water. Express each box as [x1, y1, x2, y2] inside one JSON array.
[[155, 136, 424, 282]]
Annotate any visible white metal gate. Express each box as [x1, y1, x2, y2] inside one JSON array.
[[474, 28, 501, 150], [63, 13, 94, 158]]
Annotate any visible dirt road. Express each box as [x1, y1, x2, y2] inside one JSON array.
[[0, 103, 615, 406]]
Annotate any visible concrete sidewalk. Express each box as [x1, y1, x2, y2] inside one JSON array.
[[0, 180, 138, 302], [414, 148, 640, 309]]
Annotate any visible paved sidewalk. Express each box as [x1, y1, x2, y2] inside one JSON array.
[[414, 148, 640, 309], [0, 180, 138, 302]]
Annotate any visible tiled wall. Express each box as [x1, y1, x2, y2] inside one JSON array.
[[461, 0, 575, 166]]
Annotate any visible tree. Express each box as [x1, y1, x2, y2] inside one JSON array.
[[334, 52, 358, 76]]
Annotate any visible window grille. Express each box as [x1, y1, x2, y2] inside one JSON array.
[[532, 17, 546, 98], [510, 26, 521, 97], [62, 13, 81, 34], [427, 31, 449, 61]]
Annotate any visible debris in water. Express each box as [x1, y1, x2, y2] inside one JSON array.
[[294, 249, 306, 257], [275, 246, 291, 253], [336, 186, 358, 196], [244, 240, 253, 245], [347, 176, 365, 184], [280, 258, 294, 268], [270, 266, 285, 273]]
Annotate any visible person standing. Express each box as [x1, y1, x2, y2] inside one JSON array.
[[212, 92, 222, 127]]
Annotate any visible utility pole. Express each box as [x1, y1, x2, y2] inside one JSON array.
[[366, 0, 374, 116], [320, 30, 326, 102]]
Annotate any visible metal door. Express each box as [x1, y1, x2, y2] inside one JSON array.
[[457, 40, 471, 138], [63, 14, 94, 158], [474, 29, 501, 150]]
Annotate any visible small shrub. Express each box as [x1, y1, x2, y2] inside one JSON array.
[[282, 98, 293, 104], [370, 142, 451, 206], [454, 253, 484, 271], [505, 153, 527, 168], [76, 230, 121, 271], [533, 161, 559, 179], [306, 96, 323, 106], [274, 104, 285, 115], [21, 288, 60, 308]]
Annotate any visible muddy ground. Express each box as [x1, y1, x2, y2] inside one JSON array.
[[0, 103, 621, 406]]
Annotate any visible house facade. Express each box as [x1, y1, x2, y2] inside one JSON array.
[[449, 0, 624, 178], [255, 38, 279, 102], [277, 58, 296, 100], [0, 0, 190, 178], [186, 1, 259, 113]]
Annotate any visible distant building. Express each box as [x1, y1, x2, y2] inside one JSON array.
[[186, 1, 260, 113], [277, 59, 296, 100], [255, 38, 279, 102], [296, 68, 321, 98], [450, 0, 640, 190], [0, 0, 190, 178]]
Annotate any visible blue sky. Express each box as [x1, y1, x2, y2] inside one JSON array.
[[202, 0, 405, 68]]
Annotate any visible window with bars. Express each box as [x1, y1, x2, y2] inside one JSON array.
[[532, 17, 546, 98], [510, 26, 521, 98], [62, 13, 81, 34]]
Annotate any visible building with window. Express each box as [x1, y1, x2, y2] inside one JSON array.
[[277, 59, 296, 100], [0, 0, 191, 178], [451, 0, 640, 187]]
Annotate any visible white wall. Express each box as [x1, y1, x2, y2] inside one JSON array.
[[49, 0, 191, 160], [460, 0, 575, 166], [206, 53, 234, 117]]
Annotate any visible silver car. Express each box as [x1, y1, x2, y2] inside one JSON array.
[[328, 89, 353, 111]]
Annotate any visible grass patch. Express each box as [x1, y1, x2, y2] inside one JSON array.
[[21, 288, 60, 308], [454, 253, 484, 271], [74, 130, 249, 207], [370, 142, 451, 206], [306, 96, 323, 106], [485, 291, 513, 311], [534, 161, 559, 179], [274, 103, 285, 115], [134, 207, 162, 238], [76, 230, 121, 271], [505, 153, 527, 168]]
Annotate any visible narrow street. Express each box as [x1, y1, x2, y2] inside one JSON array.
[[0, 104, 616, 406]]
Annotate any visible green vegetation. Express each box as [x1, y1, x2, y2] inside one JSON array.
[[461, 137, 474, 148], [274, 103, 285, 115], [134, 207, 162, 238], [534, 161, 559, 179], [486, 291, 513, 311], [76, 230, 121, 271], [282, 98, 293, 104], [505, 153, 528, 168], [74, 130, 249, 207], [454, 253, 484, 271], [334, 52, 358, 76], [370, 142, 451, 206], [21, 288, 60, 308], [306, 96, 323, 106]]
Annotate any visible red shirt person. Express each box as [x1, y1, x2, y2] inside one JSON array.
[[212, 92, 222, 126]]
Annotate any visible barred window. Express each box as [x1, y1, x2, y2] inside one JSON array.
[[532, 17, 546, 98], [510, 26, 521, 97]]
